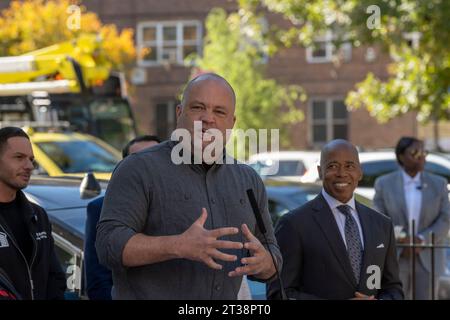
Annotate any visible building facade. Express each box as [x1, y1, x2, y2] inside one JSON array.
[[3, 0, 441, 150]]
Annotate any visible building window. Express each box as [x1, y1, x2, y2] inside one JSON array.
[[309, 99, 348, 146], [390, 32, 422, 61], [137, 21, 202, 66], [306, 31, 352, 63], [155, 100, 177, 140]]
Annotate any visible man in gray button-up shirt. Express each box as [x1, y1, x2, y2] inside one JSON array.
[[96, 73, 281, 299]]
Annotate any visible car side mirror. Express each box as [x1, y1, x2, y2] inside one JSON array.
[[80, 171, 101, 199]]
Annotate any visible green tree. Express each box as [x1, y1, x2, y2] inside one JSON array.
[[0, 0, 135, 69], [240, 0, 450, 150], [187, 8, 305, 156]]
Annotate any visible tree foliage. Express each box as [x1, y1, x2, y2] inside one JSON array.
[[0, 0, 135, 69], [239, 0, 450, 137]]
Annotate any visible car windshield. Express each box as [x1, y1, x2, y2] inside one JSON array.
[[36, 141, 120, 173], [250, 160, 306, 177], [288, 190, 318, 206], [90, 99, 136, 150], [267, 187, 320, 225]]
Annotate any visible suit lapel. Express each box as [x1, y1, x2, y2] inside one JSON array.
[[418, 172, 431, 233], [393, 171, 409, 227], [356, 201, 375, 289], [312, 194, 357, 287]]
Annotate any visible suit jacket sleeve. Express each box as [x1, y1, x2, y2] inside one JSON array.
[[419, 179, 450, 243], [267, 214, 323, 300], [377, 222, 404, 300], [373, 178, 387, 215]]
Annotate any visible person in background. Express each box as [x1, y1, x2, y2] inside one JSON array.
[[374, 137, 450, 299], [0, 127, 66, 300]]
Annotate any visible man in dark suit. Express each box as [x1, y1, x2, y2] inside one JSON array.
[[84, 135, 161, 300], [268, 139, 403, 300]]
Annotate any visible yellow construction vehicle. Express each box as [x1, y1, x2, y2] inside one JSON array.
[[0, 34, 136, 149]]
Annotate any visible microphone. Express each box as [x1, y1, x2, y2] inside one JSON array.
[[246, 189, 266, 234], [246, 189, 288, 300]]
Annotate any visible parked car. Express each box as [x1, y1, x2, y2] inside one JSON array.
[[248, 151, 320, 183], [27, 128, 121, 180], [356, 151, 450, 199]]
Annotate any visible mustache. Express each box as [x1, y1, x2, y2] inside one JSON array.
[[17, 171, 32, 176]]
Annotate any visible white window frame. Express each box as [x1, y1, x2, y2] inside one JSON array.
[[306, 31, 352, 63], [308, 97, 349, 147], [137, 20, 203, 67], [390, 32, 422, 61], [403, 32, 421, 50]]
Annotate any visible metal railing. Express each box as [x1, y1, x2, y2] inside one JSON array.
[[396, 219, 450, 300]]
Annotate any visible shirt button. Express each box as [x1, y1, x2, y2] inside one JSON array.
[[215, 285, 221, 291], [240, 198, 245, 205], [211, 198, 215, 205]]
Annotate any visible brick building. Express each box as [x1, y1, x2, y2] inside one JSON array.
[[3, 0, 443, 150]]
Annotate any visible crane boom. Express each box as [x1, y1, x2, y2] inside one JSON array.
[[0, 34, 111, 96]]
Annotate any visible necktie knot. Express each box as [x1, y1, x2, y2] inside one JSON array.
[[337, 205, 352, 216]]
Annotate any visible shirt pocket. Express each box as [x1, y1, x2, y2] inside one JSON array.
[[161, 192, 203, 236], [223, 196, 256, 231]]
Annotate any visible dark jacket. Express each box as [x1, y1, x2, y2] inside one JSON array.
[[0, 190, 66, 300], [84, 196, 112, 300], [0, 267, 21, 300], [268, 194, 404, 300]]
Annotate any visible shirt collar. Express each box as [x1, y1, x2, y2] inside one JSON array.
[[401, 169, 421, 185], [321, 188, 356, 212]]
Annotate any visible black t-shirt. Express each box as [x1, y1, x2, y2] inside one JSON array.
[[0, 199, 33, 264]]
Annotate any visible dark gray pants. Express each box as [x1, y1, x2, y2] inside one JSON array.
[[399, 258, 439, 300]]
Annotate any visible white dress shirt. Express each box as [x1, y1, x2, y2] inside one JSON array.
[[321, 189, 365, 249], [402, 170, 422, 235]]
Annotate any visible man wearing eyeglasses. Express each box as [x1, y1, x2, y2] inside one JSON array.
[[374, 137, 450, 300]]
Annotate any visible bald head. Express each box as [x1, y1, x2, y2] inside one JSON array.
[[175, 73, 237, 155], [181, 73, 236, 108], [320, 139, 360, 167]]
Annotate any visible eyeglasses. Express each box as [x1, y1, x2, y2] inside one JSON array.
[[409, 149, 428, 159]]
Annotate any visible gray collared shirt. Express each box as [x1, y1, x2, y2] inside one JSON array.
[[96, 140, 281, 300]]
